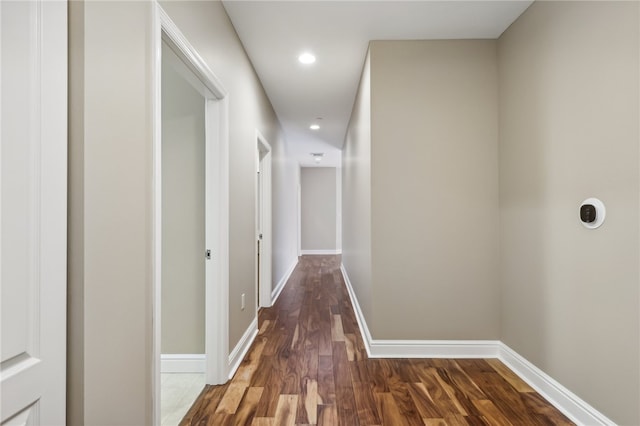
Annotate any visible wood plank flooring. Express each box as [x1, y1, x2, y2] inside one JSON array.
[[180, 255, 573, 426]]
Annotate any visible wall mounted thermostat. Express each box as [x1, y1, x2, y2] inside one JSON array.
[[580, 198, 605, 229]]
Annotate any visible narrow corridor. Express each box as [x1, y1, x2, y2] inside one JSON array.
[[180, 256, 572, 425]]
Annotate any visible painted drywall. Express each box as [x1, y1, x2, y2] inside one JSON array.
[[369, 40, 500, 340], [67, 1, 84, 424], [68, 1, 154, 424], [342, 51, 373, 326], [272, 140, 300, 287], [301, 167, 338, 251], [68, 1, 297, 423], [498, 2, 639, 424], [158, 0, 296, 354], [161, 45, 205, 355]]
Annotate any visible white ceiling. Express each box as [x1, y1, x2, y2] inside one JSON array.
[[222, 0, 533, 167]]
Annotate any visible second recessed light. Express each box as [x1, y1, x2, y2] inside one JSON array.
[[310, 124, 320, 130], [298, 52, 316, 65]]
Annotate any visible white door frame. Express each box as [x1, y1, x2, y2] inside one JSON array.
[[256, 131, 272, 307], [152, 5, 230, 425], [0, 1, 67, 424]]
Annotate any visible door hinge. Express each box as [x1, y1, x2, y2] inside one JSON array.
[[259, 233, 263, 240], [206, 249, 212, 260]]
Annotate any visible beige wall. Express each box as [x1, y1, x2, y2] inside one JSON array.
[[498, 2, 639, 424], [369, 40, 500, 339], [68, 1, 154, 424], [161, 46, 205, 354], [68, 0, 297, 423], [301, 167, 337, 251], [67, 1, 84, 423], [343, 8, 639, 421], [342, 51, 373, 325], [272, 143, 300, 286]]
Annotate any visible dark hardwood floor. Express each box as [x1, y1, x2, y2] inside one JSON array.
[[180, 255, 573, 425]]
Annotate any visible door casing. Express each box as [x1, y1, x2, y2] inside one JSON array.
[[256, 131, 272, 308]]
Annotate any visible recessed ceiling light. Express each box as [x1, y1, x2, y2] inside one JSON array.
[[310, 124, 320, 130], [311, 153, 324, 163], [298, 52, 316, 65]]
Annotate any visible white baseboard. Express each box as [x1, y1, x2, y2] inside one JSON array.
[[227, 317, 258, 380], [340, 264, 499, 358], [160, 354, 205, 373], [369, 340, 500, 358], [340, 263, 374, 357], [300, 249, 342, 255], [339, 262, 614, 425], [227, 259, 296, 382], [272, 259, 297, 305], [498, 344, 615, 425]]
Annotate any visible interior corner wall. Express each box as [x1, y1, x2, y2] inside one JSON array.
[[68, 1, 154, 424], [369, 40, 500, 340], [301, 167, 338, 252], [498, 2, 640, 424], [342, 50, 373, 327], [159, 0, 295, 350], [272, 136, 300, 290]]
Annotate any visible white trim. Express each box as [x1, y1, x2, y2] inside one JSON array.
[[369, 340, 500, 359], [340, 263, 615, 425], [213, 94, 230, 384], [204, 95, 230, 386], [228, 317, 258, 380], [161, 354, 206, 374], [151, 5, 162, 425], [272, 259, 298, 304], [157, 7, 226, 99], [301, 250, 342, 255], [340, 263, 374, 357], [498, 344, 615, 426]]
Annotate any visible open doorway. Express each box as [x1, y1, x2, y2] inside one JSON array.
[[153, 6, 230, 425], [256, 132, 272, 308], [159, 39, 206, 425]]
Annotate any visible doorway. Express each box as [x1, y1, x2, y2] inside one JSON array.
[[256, 132, 272, 308], [160, 39, 207, 425], [153, 6, 230, 425]]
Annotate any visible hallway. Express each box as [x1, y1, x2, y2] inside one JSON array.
[[179, 256, 572, 425]]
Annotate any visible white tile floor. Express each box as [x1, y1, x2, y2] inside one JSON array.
[[161, 373, 205, 426]]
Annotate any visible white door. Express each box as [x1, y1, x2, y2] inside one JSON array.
[[0, 1, 67, 424]]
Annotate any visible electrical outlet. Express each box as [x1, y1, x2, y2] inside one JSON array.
[[241, 293, 245, 311]]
